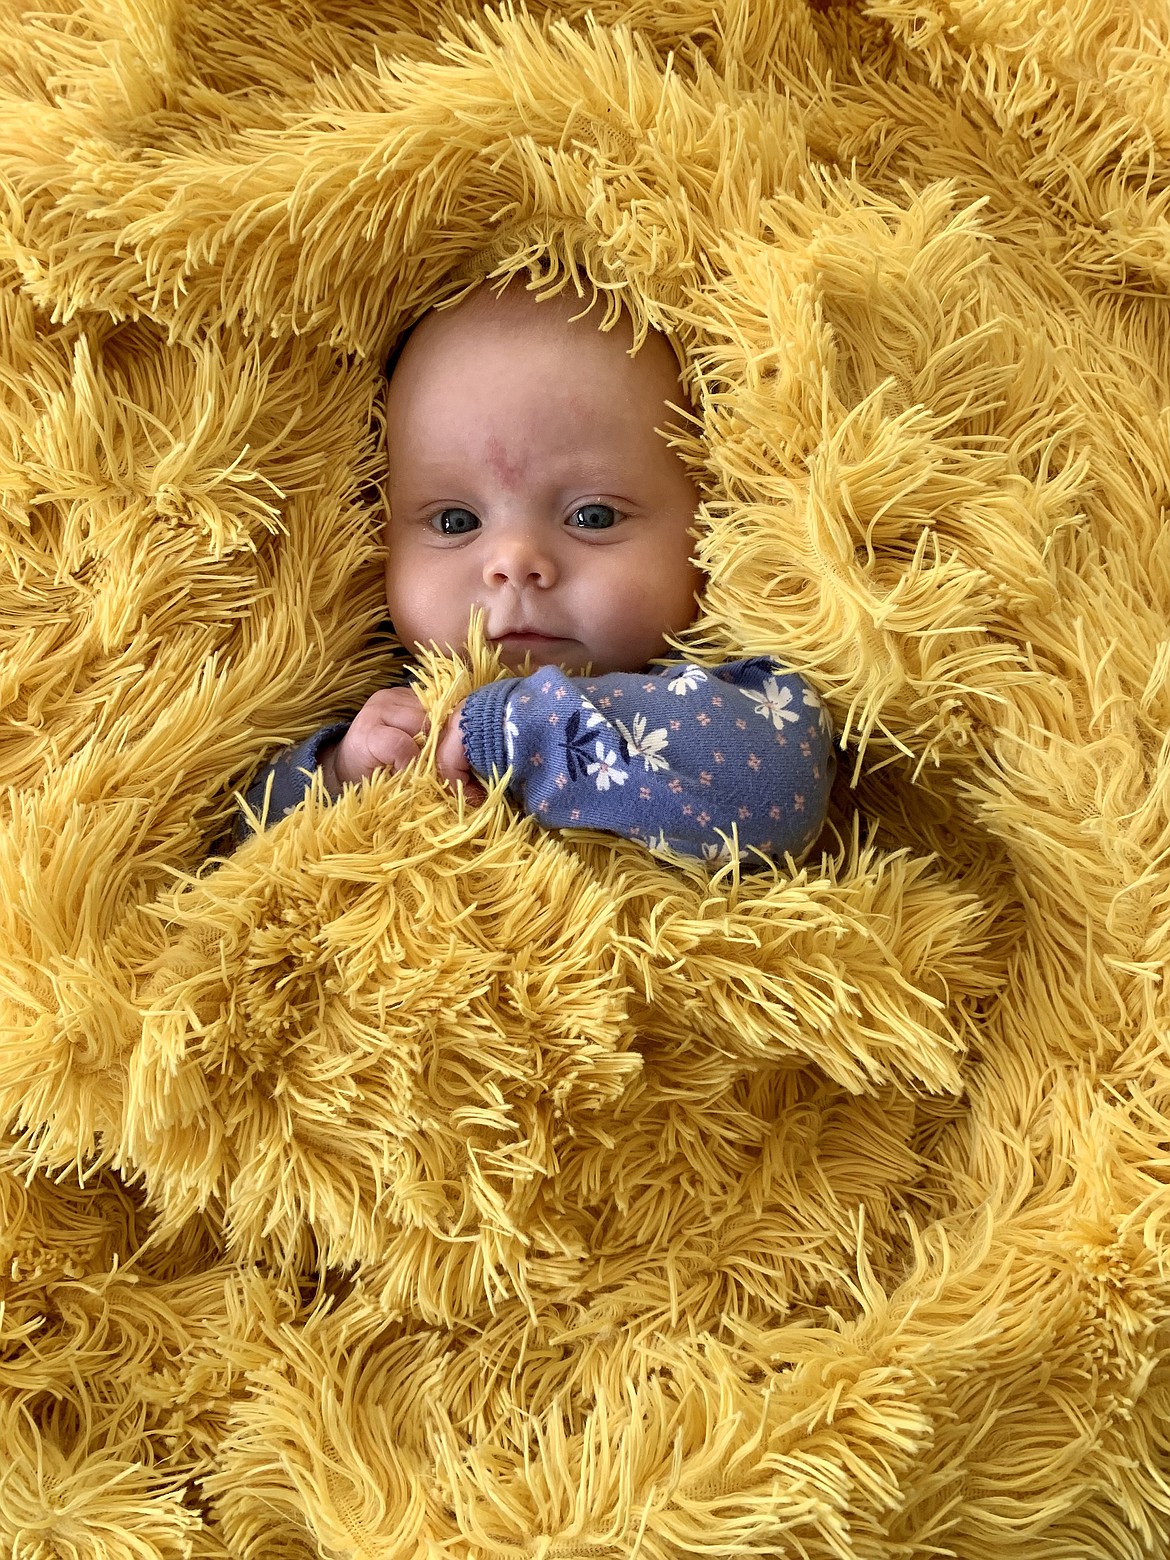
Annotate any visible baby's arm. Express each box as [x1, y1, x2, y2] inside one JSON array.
[[232, 688, 429, 844], [459, 659, 835, 865], [233, 723, 351, 844], [233, 661, 835, 866]]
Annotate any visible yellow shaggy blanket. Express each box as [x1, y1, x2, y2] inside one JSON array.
[[2, 0, 1169, 1554]]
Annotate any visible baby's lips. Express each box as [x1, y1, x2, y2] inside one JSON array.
[[491, 628, 564, 642]]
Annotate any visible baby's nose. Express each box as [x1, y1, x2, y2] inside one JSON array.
[[482, 523, 559, 588]]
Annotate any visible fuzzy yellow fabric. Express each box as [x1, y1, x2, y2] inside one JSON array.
[[2, 0, 1169, 1554]]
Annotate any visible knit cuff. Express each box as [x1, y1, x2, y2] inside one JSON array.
[[459, 679, 519, 784]]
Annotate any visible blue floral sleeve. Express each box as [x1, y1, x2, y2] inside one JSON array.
[[231, 722, 351, 845], [459, 658, 836, 866]]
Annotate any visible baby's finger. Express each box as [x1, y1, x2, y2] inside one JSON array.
[[365, 725, 420, 773], [435, 751, 485, 805], [363, 687, 429, 736]]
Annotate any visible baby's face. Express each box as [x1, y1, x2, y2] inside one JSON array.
[[382, 284, 701, 676]]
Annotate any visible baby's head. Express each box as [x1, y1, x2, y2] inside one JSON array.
[[382, 280, 702, 675]]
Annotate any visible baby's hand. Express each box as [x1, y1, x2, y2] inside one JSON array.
[[321, 687, 429, 793], [435, 699, 485, 806]]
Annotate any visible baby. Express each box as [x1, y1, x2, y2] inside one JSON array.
[[237, 281, 835, 866]]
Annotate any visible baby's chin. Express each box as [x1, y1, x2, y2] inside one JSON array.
[[493, 646, 655, 677], [497, 648, 590, 676]]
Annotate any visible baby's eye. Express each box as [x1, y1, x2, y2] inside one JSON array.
[[431, 507, 480, 536], [568, 503, 618, 531]]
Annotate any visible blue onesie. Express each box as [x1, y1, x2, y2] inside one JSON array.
[[236, 657, 835, 867]]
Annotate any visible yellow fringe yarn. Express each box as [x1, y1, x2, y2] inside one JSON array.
[[2, 1, 1169, 1555]]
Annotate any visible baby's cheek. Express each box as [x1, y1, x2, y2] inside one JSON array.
[[385, 550, 461, 652], [630, 550, 697, 623], [576, 577, 665, 672]]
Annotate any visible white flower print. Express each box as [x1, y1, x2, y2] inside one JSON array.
[[577, 696, 607, 732], [802, 682, 831, 733], [614, 712, 670, 772], [701, 837, 749, 866], [586, 741, 628, 791], [667, 663, 708, 695], [503, 703, 520, 766], [741, 675, 800, 729]]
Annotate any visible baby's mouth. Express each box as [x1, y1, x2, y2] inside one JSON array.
[[491, 629, 566, 645], [491, 631, 577, 670]]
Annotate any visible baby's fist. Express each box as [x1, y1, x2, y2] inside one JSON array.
[[322, 686, 429, 792], [435, 700, 485, 806]]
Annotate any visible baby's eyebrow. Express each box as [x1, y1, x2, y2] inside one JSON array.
[[393, 495, 476, 513]]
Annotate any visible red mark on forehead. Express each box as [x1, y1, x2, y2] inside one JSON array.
[[486, 434, 526, 488]]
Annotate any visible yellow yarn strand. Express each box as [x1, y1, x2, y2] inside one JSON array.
[[1, 2, 1169, 1555]]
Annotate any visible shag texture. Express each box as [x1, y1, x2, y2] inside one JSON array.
[[2, 0, 1169, 1554]]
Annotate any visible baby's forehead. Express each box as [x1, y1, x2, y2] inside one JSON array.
[[399, 280, 684, 374], [404, 283, 618, 364]]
